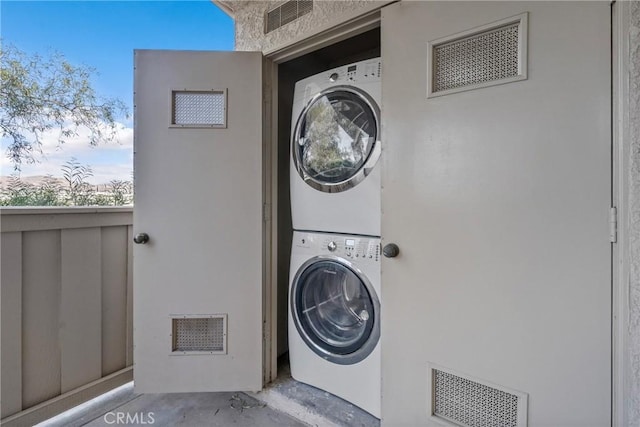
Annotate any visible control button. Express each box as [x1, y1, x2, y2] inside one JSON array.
[[327, 241, 337, 252], [329, 72, 339, 82]]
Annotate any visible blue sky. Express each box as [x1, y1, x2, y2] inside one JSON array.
[[1, 0, 234, 183]]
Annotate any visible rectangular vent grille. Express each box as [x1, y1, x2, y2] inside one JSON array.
[[171, 90, 226, 128], [265, 0, 313, 33], [428, 13, 528, 97], [431, 368, 527, 427], [171, 315, 227, 354]]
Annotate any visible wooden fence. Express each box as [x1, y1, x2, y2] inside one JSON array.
[[1, 207, 134, 427]]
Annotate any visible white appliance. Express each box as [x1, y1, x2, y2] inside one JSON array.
[[289, 231, 381, 418], [290, 58, 382, 236]]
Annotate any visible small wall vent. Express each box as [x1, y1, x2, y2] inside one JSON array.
[[171, 314, 227, 355], [427, 13, 528, 98], [170, 89, 227, 128], [429, 365, 528, 427], [265, 0, 313, 34]]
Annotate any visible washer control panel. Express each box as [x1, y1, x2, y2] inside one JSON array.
[[294, 232, 381, 262], [320, 236, 380, 262]]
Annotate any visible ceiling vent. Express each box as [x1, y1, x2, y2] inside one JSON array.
[[265, 0, 313, 34]]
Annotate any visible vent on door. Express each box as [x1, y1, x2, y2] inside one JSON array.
[[265, 0, 313, 33], [429, 365, 528, 427], [171, 89, 227, 128], [427, 13, 528, 98], [171, 315, 227, 355]]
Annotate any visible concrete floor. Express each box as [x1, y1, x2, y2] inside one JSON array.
[[38, 386, 306, 427], [249, 358, 379, 427], [38, 357, 379, 427]]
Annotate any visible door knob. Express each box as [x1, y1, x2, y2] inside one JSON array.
[[383, 243, 400, 258], [133, 233, 149, 244]]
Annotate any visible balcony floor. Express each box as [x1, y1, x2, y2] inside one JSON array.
[[38, 385, 305, 427], [37, 357, 379, 427]]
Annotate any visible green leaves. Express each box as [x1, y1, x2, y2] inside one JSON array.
[[61, 157, 94, 205], [0, 43, 130, 169]]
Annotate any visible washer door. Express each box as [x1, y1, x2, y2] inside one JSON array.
[[291, 256, 380, 365], [292, 86, 381, 193]]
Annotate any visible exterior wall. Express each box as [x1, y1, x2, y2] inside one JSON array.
[[233, 0, 377, 52], [629, 3, 640, 425]]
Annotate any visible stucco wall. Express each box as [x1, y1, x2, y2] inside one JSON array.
[[233, 0, 377, 52], [629, 3, 640, 426]]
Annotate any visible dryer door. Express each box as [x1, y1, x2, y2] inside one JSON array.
[[292, 87, 381, 193], [291, 257, 380, 365]]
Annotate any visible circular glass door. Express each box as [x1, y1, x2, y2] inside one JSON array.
[[292, 86, 381, 193], [291, 256, 380, 365]]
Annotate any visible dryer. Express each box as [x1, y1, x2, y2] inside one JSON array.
[[289, 230, 381, 418], [290, 58, 382, 236]]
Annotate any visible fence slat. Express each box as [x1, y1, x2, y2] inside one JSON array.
[[22, 230, 62, 408], [126, 225, 134, 366], [1, 232, 23, 418], [101, 226, 129, 375], [60, 228, 103, 393]]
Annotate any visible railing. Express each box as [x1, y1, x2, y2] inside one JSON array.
[[1, 207, 134, 427]]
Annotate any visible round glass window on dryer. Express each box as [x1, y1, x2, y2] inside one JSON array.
[[290, 256, 380, 365], [292, 86, 381, 193]]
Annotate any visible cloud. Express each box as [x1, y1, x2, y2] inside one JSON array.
[[1, 121, 133, 184], [37, 120, 133, 153]]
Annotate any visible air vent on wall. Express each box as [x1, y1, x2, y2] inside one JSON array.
[[171, 314, 227, 354], [429, 365, 528, 427], [427, 13, 528, 98], [265, 0, 313, 34], [171, 89, 227, 128]]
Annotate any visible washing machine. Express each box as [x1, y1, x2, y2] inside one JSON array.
[[289, 230, 381, 418], [290, 58, 382, 237]]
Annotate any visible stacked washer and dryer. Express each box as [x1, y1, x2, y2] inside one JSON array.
[[288, 58, 382, 418]]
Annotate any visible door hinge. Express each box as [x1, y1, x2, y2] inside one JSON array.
[[263, 203, 271, 222], [609, 206, 617, 243]]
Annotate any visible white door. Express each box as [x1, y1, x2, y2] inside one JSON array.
[[381, 2, 610, 426], [133, 50, 263, 393]]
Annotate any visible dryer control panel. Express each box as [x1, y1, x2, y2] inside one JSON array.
[[326, 59, 382, 84]]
